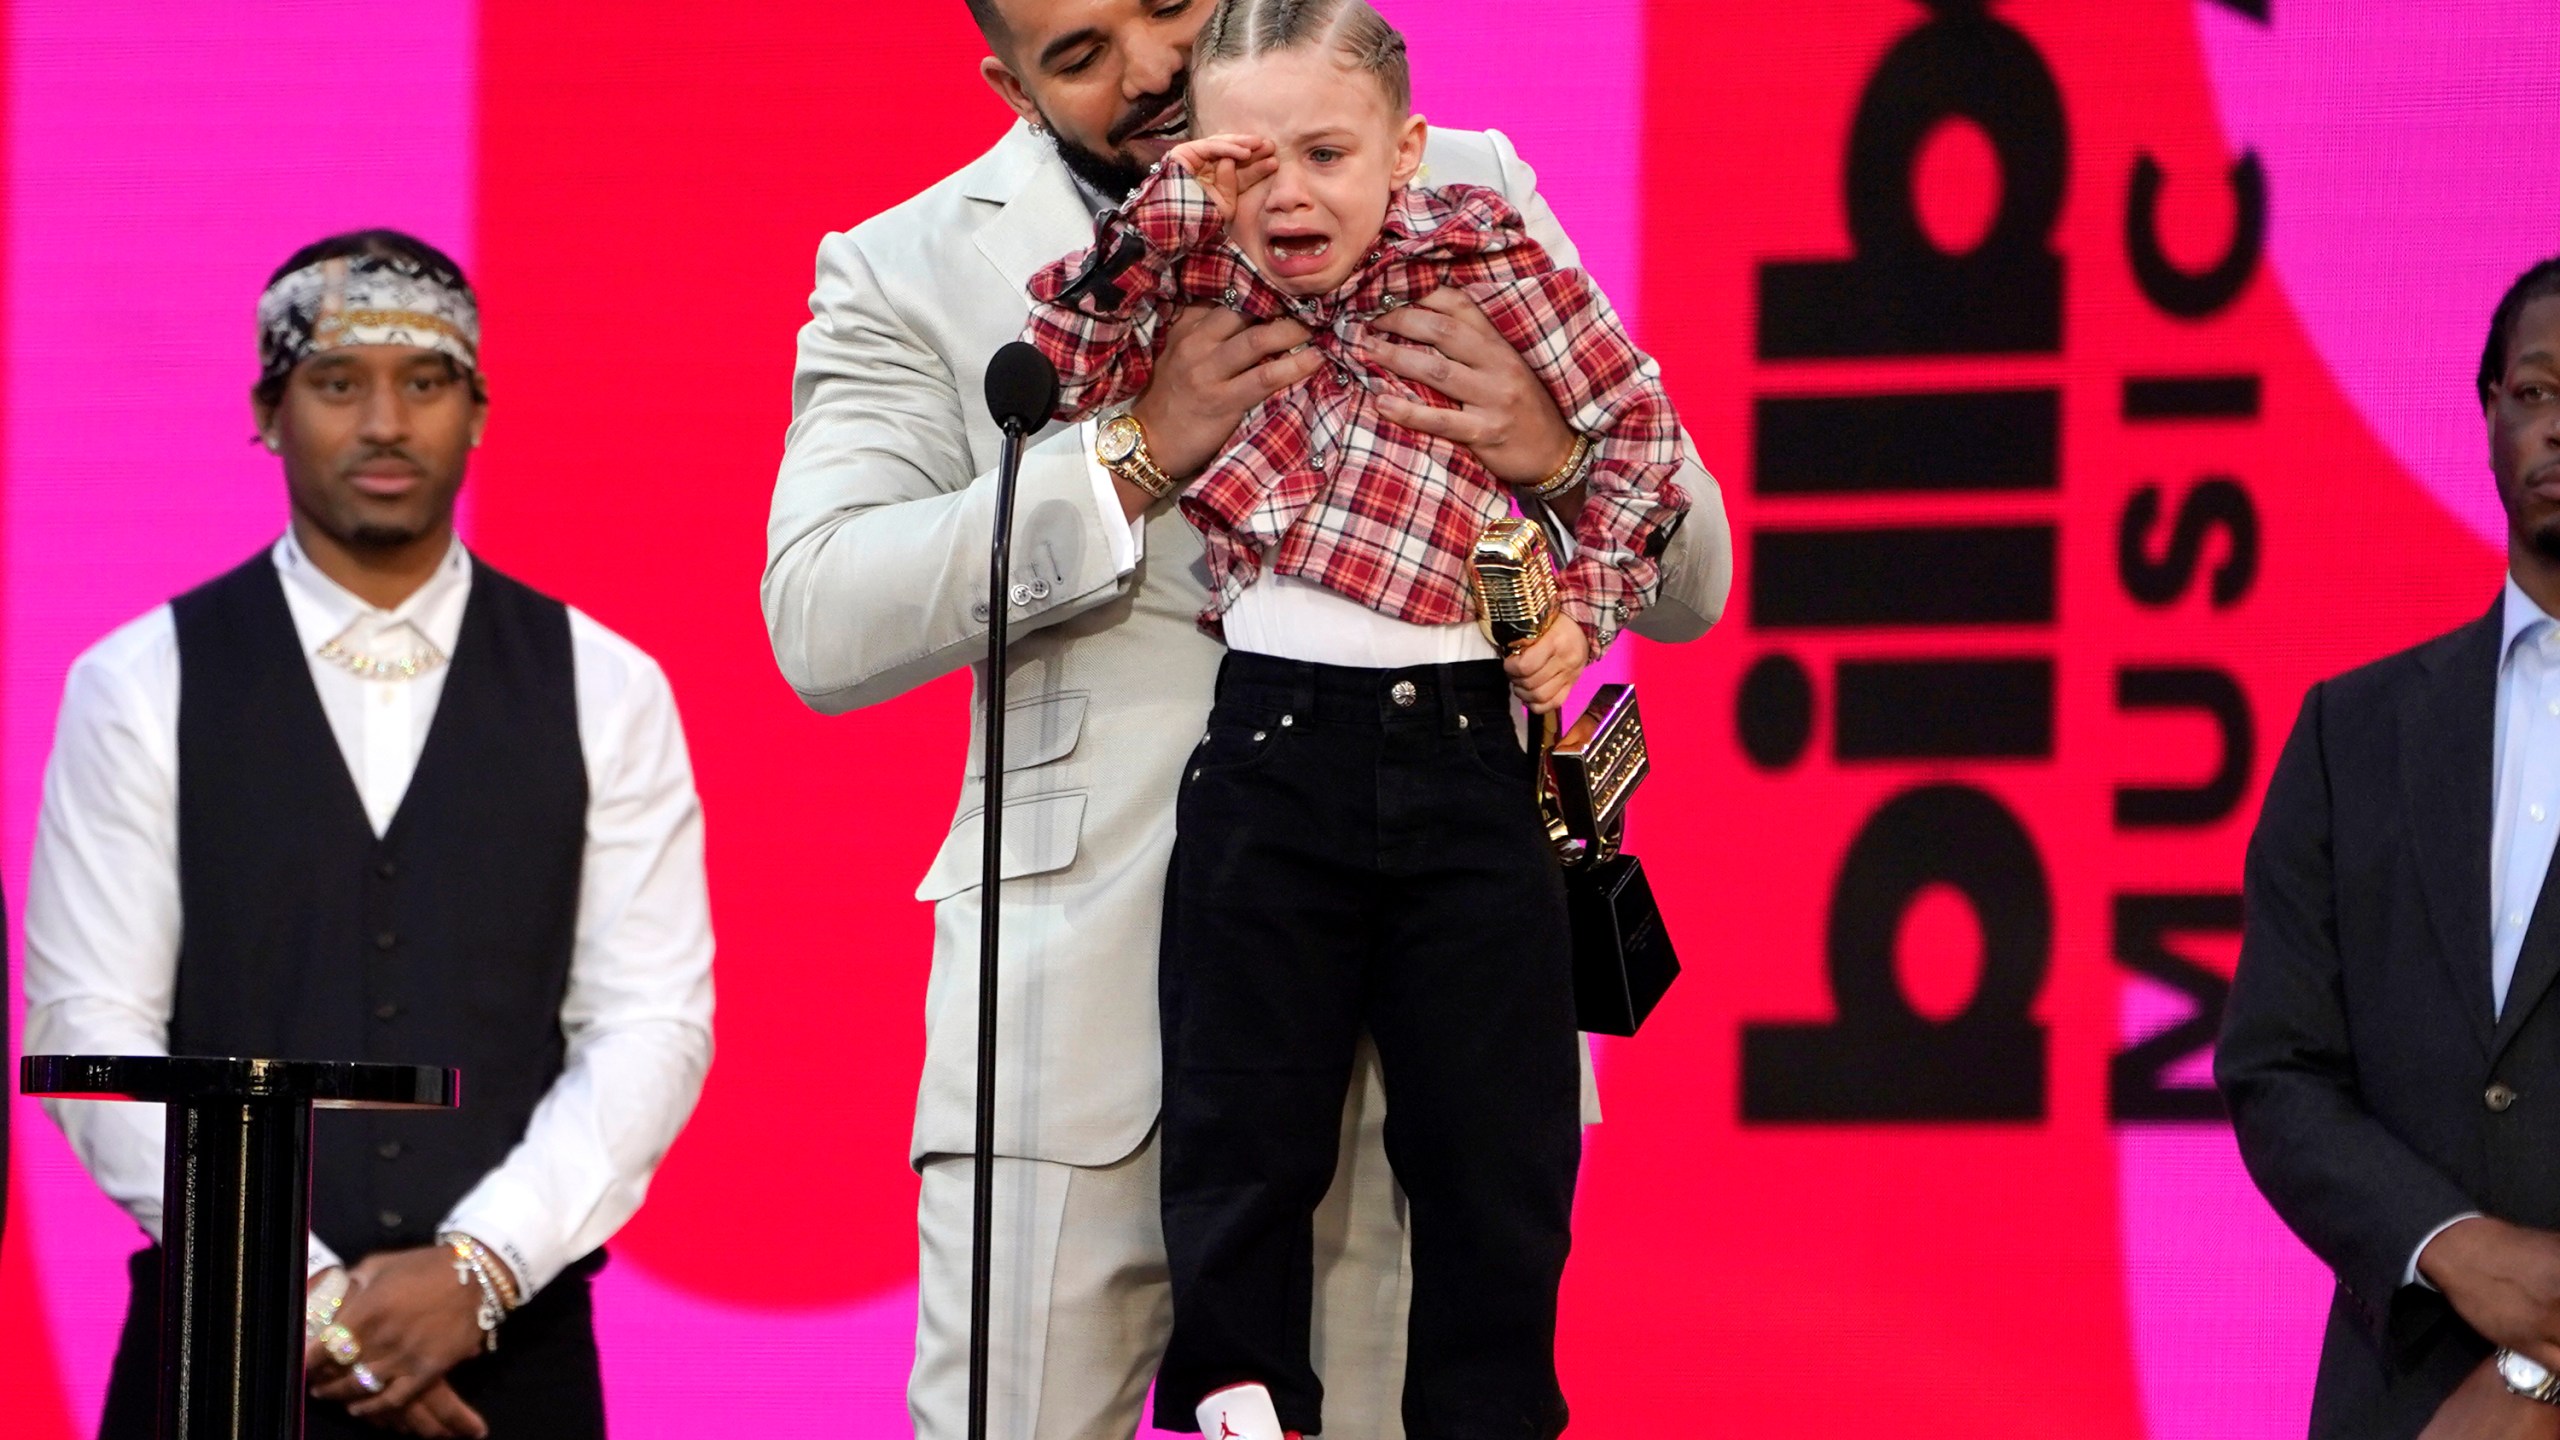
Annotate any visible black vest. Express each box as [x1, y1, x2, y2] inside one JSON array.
[[169, 551, 587, 1263]]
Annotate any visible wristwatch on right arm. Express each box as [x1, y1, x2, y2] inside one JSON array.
[[1095, 411, 1180, 500], [2498, 1349, 2560, 1403]]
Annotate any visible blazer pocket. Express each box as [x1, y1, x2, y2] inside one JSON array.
[[914, 791, 1087, 901], [962, 692, 1090, 778]]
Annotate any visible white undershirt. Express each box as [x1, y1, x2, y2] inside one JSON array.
[[1221, 567, 1497, 666], [21, 533, 716, 1298], [1082, 437, 1507, 666]]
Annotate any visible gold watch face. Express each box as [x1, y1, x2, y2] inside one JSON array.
[[1097, 414, 1143, 466]]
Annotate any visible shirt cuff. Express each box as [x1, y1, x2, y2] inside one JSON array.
[[308, 1232, 344, 1278], [439, 1176, 552, 1303], [2408, 1211, 2484, 1289], [1081, 419, 1144, 573]]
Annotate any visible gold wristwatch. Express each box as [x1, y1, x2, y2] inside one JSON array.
[[1095, 412, 1179, 500]]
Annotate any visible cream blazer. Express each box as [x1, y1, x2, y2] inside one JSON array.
[[766, 121, 1733, 1167]]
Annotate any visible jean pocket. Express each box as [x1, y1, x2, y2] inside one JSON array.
[[1183, 704, 1293, 785], [1461, 713, 1542, 787]]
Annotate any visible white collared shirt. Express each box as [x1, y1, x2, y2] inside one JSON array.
[[21, 533, 716, 1298], [278, 530, 472, 834], [2491, 575, 2560, 1014]]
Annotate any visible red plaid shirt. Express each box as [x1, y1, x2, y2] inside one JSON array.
[[1025, 162, 1689, 647]]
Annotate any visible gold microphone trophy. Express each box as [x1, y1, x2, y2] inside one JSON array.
[[1471, 518, 1680, 1035]]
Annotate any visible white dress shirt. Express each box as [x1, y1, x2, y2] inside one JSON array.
[[21, 532, 716, 1298], [2406, 577, 2560, 1286], [2490, 576, 2560, 1014]]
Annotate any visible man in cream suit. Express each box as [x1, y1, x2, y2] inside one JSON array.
[[763, 3, 1733, 1436]]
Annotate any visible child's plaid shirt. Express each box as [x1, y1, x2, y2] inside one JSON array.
[[1024, 161, 1690, 649]]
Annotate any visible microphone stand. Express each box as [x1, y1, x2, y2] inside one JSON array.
[[969, 408, 1032, 1440]]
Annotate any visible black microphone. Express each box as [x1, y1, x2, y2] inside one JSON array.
[[984, 341, 1060, 437], [966, 336, 1058, 1440]]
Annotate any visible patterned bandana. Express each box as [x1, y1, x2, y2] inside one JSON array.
[[256, 253, 480, 387]]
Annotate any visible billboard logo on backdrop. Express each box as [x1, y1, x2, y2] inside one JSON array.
[[1733, 0, 2266, 1127]]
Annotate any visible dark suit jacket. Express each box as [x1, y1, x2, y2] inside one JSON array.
[[2221, 597, 2560, 1437]]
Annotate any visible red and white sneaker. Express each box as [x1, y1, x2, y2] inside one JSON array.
[[1197, 1381, 1299, 1440]]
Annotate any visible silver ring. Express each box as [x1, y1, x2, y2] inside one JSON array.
[[351, 1363, 385, 1395]]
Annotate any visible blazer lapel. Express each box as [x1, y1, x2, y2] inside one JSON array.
[[2497, 843, 2560, 1060], [2405, 601, 2503, 1058], [969, 122, 1097, 301]]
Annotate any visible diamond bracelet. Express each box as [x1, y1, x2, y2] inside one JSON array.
[[438, 1232, 518, 1352]]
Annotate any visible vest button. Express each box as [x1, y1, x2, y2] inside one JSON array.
[[374, 931, 397, 952], [376, 1141, 403, 1160], [375, 861, 397, 881], [378, 1210, 404, 1231], [373, 1003, 400, 1022], [2487, 1083, 2520, 1112]]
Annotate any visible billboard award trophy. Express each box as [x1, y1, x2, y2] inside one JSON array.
[[1471, 518, 1681, 1035]]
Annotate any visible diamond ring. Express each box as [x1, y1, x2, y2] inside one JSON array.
[[319, 1323, 362, 1368], [352, 1363, 385, 1395]]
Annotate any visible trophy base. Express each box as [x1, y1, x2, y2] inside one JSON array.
[[1569, 853, 1680, 1036]]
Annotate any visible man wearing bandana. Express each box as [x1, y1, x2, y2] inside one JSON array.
[[23, 229, 716, 1440], [764, 3, 1733, 1438]]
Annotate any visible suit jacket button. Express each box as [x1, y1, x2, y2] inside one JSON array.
[[2487, 1083, 2519, 1112], [378, 1210, 404, 1231]]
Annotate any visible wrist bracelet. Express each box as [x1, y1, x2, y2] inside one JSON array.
[[1525, 432, 1595, 502], [439, 1232, 516, 1352]]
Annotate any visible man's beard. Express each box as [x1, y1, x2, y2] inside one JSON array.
[[2506, 461, 2560, 563], [345, 519, 433, 549], [1038, 84, 1186, 203], [2527, 512, 2560, 565], [1050, 128, 1149, 201]]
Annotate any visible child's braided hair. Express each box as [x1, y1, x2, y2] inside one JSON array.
[[1192, 0, 1413, 116]]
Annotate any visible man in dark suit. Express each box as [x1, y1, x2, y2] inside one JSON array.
[[2222, 253, 2560, 1439]]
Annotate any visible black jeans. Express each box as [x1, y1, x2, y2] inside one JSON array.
[[101, 1246, 608, 1440], [1156, 653, 1580, 1440]]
